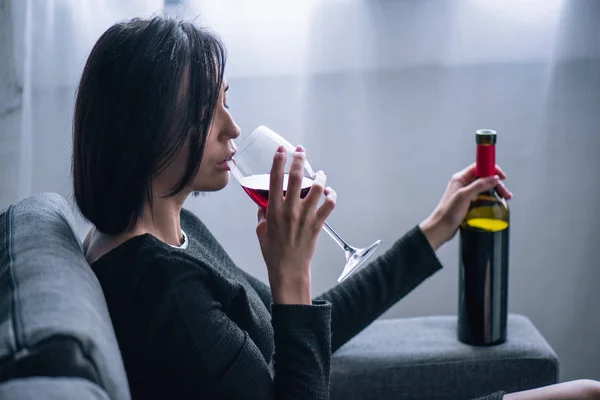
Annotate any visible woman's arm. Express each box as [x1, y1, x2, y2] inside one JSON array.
[[314, 163, 512, 352], [243, 226, 442, 354], [315, 225, 442, 352]]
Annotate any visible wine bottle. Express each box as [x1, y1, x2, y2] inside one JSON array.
[[458, 129, 510, 346]]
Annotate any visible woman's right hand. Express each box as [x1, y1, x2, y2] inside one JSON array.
[[255, 145, 337, 305]]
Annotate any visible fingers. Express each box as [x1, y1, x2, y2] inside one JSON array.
[[494, 165, 507, 180], [315, 187, 337, 224], [460, 175, 500, 200], [457, 175, 513, 201], [454, 163, 511, 199], [453, 163, 508, 186], [285, 146, 306, 208], [266, 141, 335, 232], [452, 163, 477, 185], [268, 145, 287, 212], [496, 181, 513, 200], [303, 170, 326, 211]]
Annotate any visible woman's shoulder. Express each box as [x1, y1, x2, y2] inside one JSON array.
[[88, 231, 158, 266], [90, 233, 217, 299], [96, 230, 187, 259], [88, 212, 229, 296], [90, 233, 207, 278]]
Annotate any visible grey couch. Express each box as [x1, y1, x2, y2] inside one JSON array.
[[0, 193, 559, 400]]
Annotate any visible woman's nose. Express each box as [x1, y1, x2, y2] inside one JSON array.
[[229, 121, 241, 139]]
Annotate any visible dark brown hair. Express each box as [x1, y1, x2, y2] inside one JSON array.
[[72, 16, 226, 234]]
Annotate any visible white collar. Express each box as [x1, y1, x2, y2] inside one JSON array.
[[169, 230, 189, 250]]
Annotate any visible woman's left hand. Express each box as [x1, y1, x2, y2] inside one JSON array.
[[419, 163, 513, 251]]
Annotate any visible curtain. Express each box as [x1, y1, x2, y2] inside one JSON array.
[[0, 0, 164, 211]]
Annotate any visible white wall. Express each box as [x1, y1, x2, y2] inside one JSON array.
[[1, 0, 599, 382]]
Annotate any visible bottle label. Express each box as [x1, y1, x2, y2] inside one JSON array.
[[476, 144, 495, 177]]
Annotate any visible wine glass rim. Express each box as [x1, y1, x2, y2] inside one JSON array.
[[233, 128, 263, 155], [234, 125, 296, 155]]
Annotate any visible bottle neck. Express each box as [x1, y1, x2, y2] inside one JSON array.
[[476, 144, 496, 178]]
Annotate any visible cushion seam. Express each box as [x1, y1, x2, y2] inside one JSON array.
[[332, 356, 559, 371], [6, 204, 24, 350]]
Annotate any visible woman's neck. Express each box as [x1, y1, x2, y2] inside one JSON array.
[[85, 190, 189, 264], [134, 191, 188, 247]]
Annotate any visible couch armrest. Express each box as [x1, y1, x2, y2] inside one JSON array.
[[331, 314, 558, 400]]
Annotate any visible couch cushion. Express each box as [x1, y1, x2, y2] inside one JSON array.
[[0, 377, 110, 400], [331, 315, 559, 400], [0, 193, 130, 400]]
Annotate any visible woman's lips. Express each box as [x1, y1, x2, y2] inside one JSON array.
[[216, 159, 230, 170], [216, 150, 235, 171]]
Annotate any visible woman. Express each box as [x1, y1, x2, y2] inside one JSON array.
[[73, 16, 599, 400]]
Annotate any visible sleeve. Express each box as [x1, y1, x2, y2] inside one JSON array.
[[315, 225, 444, 352], [156, 276, 333, 400]]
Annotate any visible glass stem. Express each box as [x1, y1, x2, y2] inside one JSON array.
[[323, 222, 353, 253]]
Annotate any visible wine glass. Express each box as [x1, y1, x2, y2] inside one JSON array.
[[227, 125, 382, 283]]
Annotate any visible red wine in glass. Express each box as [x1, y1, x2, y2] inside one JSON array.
[[241, 174, 313, 209]]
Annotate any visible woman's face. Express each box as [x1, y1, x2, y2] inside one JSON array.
[[191, 80, 240, 191], [160, 79, 240, 195]]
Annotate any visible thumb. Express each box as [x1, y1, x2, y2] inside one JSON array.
[[460, 175, 500, 200]]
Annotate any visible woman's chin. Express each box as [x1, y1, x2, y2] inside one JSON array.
[[192, 173, 230, 192]]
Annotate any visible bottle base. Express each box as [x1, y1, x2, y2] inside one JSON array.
[[458, 335, 507, 346]]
